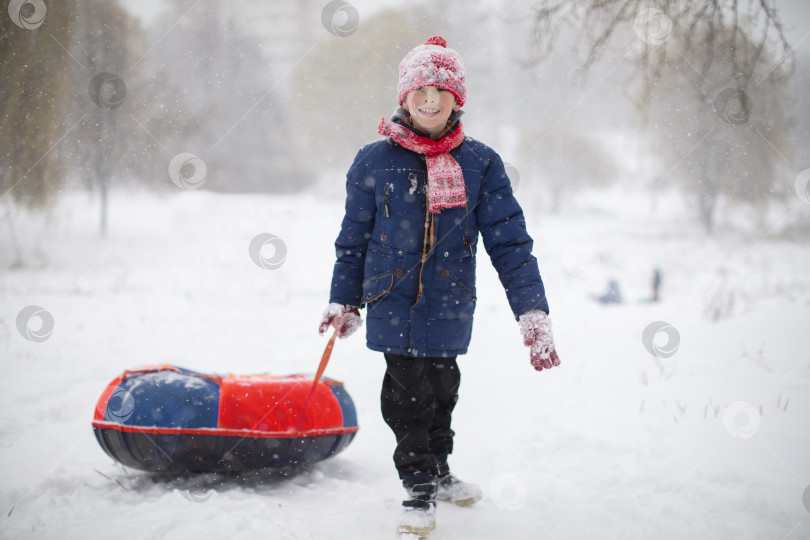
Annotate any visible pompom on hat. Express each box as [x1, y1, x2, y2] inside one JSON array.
[[397, 35, 466, 107]]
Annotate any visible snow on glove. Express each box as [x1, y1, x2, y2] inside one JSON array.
[[519, 310, 561, 372], [318, 303, 362, 339]]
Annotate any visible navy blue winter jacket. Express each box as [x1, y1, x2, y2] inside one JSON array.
[[329, 119, 549, 357]]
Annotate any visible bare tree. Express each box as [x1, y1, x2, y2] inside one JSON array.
[[0, 0, 77, 209], [531, 0, 793, 100], [530, 0, 795, 231], [65, 0, 142, 237], [1, 0, 78, 264], [1, 0, 146, 243]]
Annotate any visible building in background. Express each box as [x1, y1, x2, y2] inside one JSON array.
[[232, 0, 317, 96]]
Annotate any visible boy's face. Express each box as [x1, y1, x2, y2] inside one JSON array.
[[402, 86, 460, 138]]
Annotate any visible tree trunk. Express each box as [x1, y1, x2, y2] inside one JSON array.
[[2, 199, 24, 268], [699, 188, 715, 234]]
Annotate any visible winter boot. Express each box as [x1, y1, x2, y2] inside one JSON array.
[[437, 473, 483, 506], [397, 476, 438, 536]]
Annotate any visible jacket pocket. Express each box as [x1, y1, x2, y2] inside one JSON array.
[[364, 243, 406, 278], [361, 273, 395, 305], [448, 274, 476, 301], [439, 268, 477, 301], [437, 244, 477, 296]]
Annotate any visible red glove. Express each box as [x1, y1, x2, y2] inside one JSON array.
[[519, 310, 561, 372], [318, 303, 362, 339]]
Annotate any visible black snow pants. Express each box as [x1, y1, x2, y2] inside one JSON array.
[[381, 353, 460, 483]]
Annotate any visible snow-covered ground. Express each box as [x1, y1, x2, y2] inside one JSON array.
[[1, 186, 809, 539]]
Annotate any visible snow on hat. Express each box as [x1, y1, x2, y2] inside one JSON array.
[[397, 36, 466, 107]]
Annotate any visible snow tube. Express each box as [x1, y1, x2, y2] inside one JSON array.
[[92, 365, 358, 473]]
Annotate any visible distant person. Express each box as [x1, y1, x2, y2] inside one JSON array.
[[594, 279, 623, 304], [652, 267, 662, 302], [318, 36, 560, 537]]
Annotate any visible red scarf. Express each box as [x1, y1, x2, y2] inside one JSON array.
[[377, 117, 467, 214]]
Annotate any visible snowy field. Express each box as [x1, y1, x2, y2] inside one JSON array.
[[1, 186, 809, 540]]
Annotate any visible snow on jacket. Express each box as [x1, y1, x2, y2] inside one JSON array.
[[329, 120, 549, 358]]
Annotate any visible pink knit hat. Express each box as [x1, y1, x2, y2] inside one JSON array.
[[397, 36, 466, 107]]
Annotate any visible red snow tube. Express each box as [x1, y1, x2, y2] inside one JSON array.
[[92, 365, 358, 473]]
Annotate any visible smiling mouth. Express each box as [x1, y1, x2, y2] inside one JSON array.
[[417, 107, 440, 116]]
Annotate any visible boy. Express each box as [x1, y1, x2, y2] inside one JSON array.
[[319, 36, 560, 537]]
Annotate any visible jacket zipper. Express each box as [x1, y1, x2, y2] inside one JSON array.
[[414, 193, 431, 306], [463, 202, 473, 258], [413, 165, 432, 306]]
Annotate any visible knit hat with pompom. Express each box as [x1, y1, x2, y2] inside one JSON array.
[[397, 36, 466, 107]]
